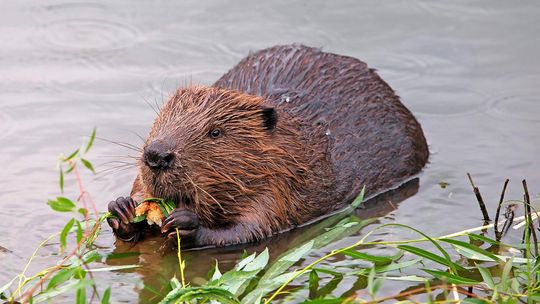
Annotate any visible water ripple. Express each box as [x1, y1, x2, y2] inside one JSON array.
[[32, 18, 139, 53], [29, 2, 140, 53], [488, 92, 540, 122], [401, 86, 488, 116]]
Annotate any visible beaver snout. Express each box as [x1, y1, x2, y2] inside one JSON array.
[[143, 141, 174, 171]]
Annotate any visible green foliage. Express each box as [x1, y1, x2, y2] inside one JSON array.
[[0, 129, 140, 303], [47, 197, 76, 212], [158, 211, 539, 303]]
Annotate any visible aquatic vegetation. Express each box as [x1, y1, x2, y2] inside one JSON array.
[[134, 198, 177, 227], [1, 131, 539, 303]]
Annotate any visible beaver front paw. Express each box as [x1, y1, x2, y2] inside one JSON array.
[[107, 197, 142, 242], [161, 208, 199, 239]]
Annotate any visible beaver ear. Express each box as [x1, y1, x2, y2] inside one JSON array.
[[261, 107, 277, 131]]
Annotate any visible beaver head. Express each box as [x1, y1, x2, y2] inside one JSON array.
[[138, 86, 318, 231]]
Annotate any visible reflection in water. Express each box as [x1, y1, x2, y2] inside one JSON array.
[[1, 0, 539, 302]]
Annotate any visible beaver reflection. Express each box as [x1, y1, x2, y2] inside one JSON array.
[[106, 179, 420, 303], [107, 44, 428, 248]]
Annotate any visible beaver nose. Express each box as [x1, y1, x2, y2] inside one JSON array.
[[144, 141, 174, 171]]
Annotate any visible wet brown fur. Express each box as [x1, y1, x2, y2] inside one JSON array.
[[130, 44, 429, 247]]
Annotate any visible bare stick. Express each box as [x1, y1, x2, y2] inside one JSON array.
[[494, 179, 510, 237], [522, 180, 538, 255], [467, 173, 491, 222]]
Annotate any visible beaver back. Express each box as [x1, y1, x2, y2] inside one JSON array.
[[214, 44, 428, 205]]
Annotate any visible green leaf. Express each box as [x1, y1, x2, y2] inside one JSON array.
[[309, 268, 343, 298], [385, 275, 427, 282], [48, 197, 76, 212], [462, 299, 490, 304], [242, 241, 312, 303], [66, 149, 80, 161], [78, 208, 87, 217], [308, 269, 319, 296], [66, 162, 76, 173], [163, 200, 176, 214], [208, 260, 222, 281], [76, 284, 86, 304], [169, 277, 181, 289], [373, 258, 422, 273], [259, 240, 313, 284], [351, 186, 365, 208], [87, 265, 140, 272], [500, 257, 513, 293], [60, 218, 75, 252], [467, 233, 501, 245], [214, 249, 268, 296], [80, 158, 95, 174], [367, 267, 383, 297], [132, 215, 147, 223], [213, 269, 261, 296], [76, 220, 83, 243], [242, 248, 269, 272], [85, 128, 96, 153], [312, 218, 375, 249], [59, 169, 64, 193], [441, 238, 501, 262], [158, 286, 239, 304], [101, 287, 111, 304], [34, 279, 93, 302], [422, 269, 479, 285], [341, 257, 420, 277], [342, 249, 401, 266], [476, 265, 494, 289], [398, 245, 465, 273]]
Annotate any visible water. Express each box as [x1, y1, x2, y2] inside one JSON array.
[[1, 0, 539, 302]]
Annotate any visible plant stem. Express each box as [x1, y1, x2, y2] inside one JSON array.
[[467, 173, 491, 222], [494, 179, 509, 238], [176, 228, 186, 288]]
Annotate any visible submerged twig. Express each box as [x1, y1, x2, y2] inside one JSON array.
[[501, 204, 517, 236], [467, 173, 491, 222], [494, 179, 510, 240], [522, 180, 538, 255]]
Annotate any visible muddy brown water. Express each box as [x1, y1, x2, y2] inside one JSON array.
[[1, 1, 539, 302]]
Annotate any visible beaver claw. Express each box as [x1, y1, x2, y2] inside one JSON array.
[[107, 197, 142, 242], [161, 208, 199, 239]]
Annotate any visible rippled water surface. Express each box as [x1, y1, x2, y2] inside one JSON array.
[[1, 1, 539, 302]]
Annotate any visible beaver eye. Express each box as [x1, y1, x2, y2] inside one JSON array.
[[209, 128, 222, 139]]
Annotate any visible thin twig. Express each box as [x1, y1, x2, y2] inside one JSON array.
[[467, 173, 491, 222], [494, 179, 510, 239], [522, 180, 538, 255]]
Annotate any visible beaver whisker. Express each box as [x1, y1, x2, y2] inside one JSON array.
[[100, 160, 137, 166], [141, 96, 160, 116], [96, 155, 140, 160], [96, 164, 137, 178], [97, 137, 142, 153], [123, 128, 148, 145], [98, 162, 137, 172]]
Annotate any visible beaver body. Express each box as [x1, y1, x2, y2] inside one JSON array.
[[107, 44, 428, 247], [214, 45, 428, 205]]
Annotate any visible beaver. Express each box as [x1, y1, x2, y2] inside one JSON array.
[[107, 44, 429, 247]]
